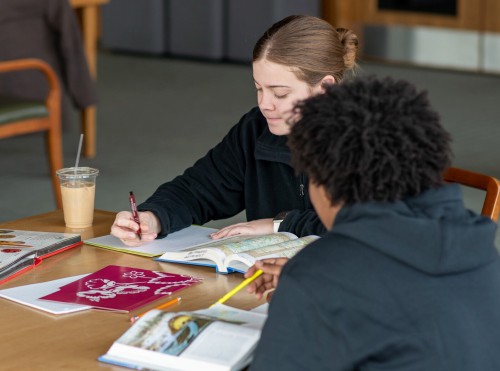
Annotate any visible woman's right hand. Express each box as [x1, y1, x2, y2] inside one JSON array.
[[110, 211, 160, 246], [245, 258, 289, 301]]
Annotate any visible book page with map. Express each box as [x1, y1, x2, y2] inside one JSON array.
[[156, 232, 318, 274], [224, 235, 319, 273]]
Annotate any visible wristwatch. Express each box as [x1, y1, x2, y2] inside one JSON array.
[[273, 211, 289, 233]]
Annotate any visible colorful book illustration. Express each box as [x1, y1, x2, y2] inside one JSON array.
[[39, 265, 202, 312], [99, 304, 267, 371], [0, 275, 92, 314], [0, 229, 82, 285], [156, 233, 319, 274], [85, 225, 217, 257]]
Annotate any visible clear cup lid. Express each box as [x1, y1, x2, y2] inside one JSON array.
[[56, 167, 99, 180]]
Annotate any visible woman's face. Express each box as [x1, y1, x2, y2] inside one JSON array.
[[253, 59, 324, 136]]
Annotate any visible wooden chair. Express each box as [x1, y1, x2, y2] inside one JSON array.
[[443, 167, 500, 222], [0, 58, 63, 209], [0, 0, 97, 159]]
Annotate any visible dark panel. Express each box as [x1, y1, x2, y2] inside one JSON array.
[[378, 0, 457, 16]]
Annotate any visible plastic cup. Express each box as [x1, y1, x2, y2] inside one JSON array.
[[56, 167, 99, 228]]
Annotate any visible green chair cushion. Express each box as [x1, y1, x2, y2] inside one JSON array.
[[0, 96, 49, 125]]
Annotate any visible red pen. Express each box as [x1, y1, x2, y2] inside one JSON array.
[[129, 191, 142, 240]]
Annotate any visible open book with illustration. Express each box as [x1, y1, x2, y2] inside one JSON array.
[[0, 229, 81, 285], [156, 232, 319, 274], [99, 304, 267, 371]]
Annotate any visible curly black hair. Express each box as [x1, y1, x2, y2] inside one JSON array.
[[287, 76, 453, 205]]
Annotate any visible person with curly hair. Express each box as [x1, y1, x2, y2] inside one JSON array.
[[110, 15, 359, 246], [250, 77, 500, 370]]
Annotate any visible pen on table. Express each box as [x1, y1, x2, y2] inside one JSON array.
[[128, 191, 142, 240], [210, 269, 263, 308], [130, 297, 182, 323]]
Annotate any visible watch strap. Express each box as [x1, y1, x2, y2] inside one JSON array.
[[273, 219, 282, 233], [273, 211, 290, 233]]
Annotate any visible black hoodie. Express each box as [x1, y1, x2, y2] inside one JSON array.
[[138, 107, 326, 237], [251, 184, 500, 371]]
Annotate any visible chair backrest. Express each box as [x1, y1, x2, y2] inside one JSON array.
[[443, 167, 500, 222]]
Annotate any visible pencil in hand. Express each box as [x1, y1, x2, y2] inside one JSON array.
[[210, 270, 263, 308]]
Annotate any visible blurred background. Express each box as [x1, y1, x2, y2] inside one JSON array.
[[1, 0, 499, 236]]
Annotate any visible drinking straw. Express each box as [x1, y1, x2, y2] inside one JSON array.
[[74, 134, 84, 175]]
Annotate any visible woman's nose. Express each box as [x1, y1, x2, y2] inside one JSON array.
[[258, 91, 274, 110]]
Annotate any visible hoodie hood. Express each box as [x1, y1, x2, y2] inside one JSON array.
[[332, 184, 498, 275]]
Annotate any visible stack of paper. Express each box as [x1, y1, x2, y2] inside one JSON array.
[[0, 275, 91, 314]]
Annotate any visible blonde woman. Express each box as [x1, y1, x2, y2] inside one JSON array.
[[111, 15, 358, 246]]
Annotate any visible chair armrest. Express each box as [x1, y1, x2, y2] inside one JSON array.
[[0, 59, 60, 113]]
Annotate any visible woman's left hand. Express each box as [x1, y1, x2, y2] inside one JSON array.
[[210, 218, 273, 239]]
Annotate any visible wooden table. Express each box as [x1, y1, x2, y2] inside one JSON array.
[[0, 210, 263, 370]]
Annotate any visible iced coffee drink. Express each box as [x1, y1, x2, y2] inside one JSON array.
[[56, 167, 99, 228]]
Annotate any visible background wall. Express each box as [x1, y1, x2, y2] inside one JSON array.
[[323, 0, 500, 73]]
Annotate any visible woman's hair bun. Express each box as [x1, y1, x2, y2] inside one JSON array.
[[336, 28, 359, 70]]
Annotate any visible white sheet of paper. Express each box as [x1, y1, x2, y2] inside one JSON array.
[[85, 225, 218, 257], [0, 274, 92, 314]]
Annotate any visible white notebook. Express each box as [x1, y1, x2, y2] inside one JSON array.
[[0, 274, 92, 314], [85, 225, 218, 257]]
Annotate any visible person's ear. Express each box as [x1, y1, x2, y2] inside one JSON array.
[[314, 183, 342, 230], [317, 184, 333, 205], [319, 75, 336, 92]]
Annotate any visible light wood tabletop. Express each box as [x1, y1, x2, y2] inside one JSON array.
[[0, 210, 264, 370]]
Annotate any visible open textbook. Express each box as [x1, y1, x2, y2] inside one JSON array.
[[0, 229, 81, 285], [99, 304, 267, 371], [156, 232, 319, 274]]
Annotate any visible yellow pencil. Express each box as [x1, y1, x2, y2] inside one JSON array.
[[130, 297, 182, 323], [210, 269, 263, 308]]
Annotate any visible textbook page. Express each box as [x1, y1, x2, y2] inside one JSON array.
[[181, 321, 260, 370], [85, 225, 217, 257], [157, 232, 297, 273], [0, 274, 91, 314], [194, 303, 267, 330], [250, 303, 269, 315], [224, 235, 319, 273]]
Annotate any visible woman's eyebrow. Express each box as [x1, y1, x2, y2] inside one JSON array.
[[253, 79, 291, 89]]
